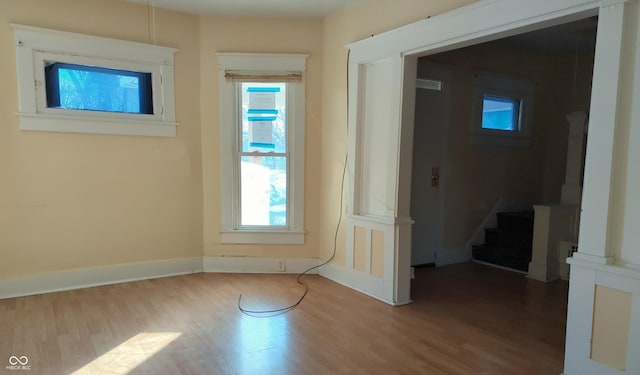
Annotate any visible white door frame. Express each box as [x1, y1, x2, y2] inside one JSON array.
[[346, 0, 607, 305], [346, 0, 637, 372]]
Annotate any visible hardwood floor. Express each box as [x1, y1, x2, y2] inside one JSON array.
[[0, 262, 568, 374]]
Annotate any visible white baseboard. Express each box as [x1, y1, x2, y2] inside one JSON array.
[[319, 262, 406, 306], [0, 257, 204, 299], [473, 259, 528, 275], [203, 256, 320, 274], [436, 247, 472, 267]]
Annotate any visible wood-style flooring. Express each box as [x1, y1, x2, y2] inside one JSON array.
[[0, 262, 568, 374]]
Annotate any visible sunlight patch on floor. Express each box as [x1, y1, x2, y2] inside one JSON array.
[[71, 332, 181, 375]]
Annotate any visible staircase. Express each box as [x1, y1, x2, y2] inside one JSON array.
[[472, 211, 534, 272]]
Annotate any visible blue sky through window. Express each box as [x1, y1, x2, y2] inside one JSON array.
[[45, 63, 153, 114], [481, 95, 520, 131]]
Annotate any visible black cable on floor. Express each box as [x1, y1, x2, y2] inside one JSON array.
[[238, 50, 351, 317], [237, 152, 348, 317]]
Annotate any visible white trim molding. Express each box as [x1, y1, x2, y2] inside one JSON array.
[[565, 259, 640, 374], [319, 262, 411, 306], [219, 231, 305, 245], [217, 53, 307, 244], [344, 1, 640, 374], [203, 256, 320, 274], [11, 24, 178, 137], [0, 257, 203, 299], [11, 24, 177, 137]]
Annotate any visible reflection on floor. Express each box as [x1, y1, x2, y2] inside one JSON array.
[[0, 262, 568, 374]]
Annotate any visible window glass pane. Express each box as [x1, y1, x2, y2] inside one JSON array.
[[241, 82, 286, 153], [45, 62, 153, 114], [481, 95, 520, 131], [240, 156, 287, 226]]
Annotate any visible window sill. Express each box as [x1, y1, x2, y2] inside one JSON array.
[[220, 230, 305, 245], [18, 112, 177, 137]]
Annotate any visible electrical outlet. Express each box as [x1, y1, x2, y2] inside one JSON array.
[[277, 260, 285, 272]]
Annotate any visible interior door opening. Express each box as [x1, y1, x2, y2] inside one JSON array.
[[407, 17, 596, 373], [409, 16, 596, 276], [410, 64, 451, 267]]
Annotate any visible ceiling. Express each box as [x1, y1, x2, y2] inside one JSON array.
[[497, 17, 598, 56], [121, 0, 363, 17]]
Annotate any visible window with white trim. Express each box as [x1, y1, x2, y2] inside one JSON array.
[[12, 24, 177, 137], [470, 72, 535, 147], [218, 53, 307, 244]]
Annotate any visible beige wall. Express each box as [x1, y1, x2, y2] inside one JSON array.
[[320, 0, 477, 265], [0, 0, 479, 278], [0, 0, 203, 278], [199, 16, 323, 259], [0, 0, 604, 281], [1, 0, 324, 281], [415, 40, 594, 250]]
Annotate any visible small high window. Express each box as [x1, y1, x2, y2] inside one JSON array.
[[481, 95, 521, 131], [471, 72, 534, 147], [11, 24, 177, 137], [44, 63, 153, 115]]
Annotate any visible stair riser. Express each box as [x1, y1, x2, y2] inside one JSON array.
[[485, 230, 532, 249]]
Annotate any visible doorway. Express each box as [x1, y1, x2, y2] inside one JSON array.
[[410, 64, 451, 267], [344, 1, 631, 373], [408, 18, 596, 274]]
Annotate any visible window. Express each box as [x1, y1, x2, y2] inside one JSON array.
[[470, 72, 534, 147], [481, 95, 521, 131], [44, 63, 153, 114], [12, 24, 177, 137], [218, 53, 307, 244], [240, 83, 287, 227]]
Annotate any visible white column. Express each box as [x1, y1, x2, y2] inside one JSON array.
[[574, 0, 628, 265]]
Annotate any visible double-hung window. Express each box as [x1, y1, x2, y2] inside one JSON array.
[[218, 53, 307, 244]]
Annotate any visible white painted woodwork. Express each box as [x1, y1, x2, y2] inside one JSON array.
[[530, 110, 587, 282], [356, 57, 402, 217], [529, 204, 580, 282], [575, 2, 627, 265], [11, 24, 178, 137], [345, 0, 640, 373], [0, 257, 203, 299], [334, 215, 399, 304], [618, 0, 640, 266], [0, 256, 323, 299], [565, 259, 640, 374], [217, 53, 307, 244], [558, 240, 578, 280], [203, 257, 320, 274]]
